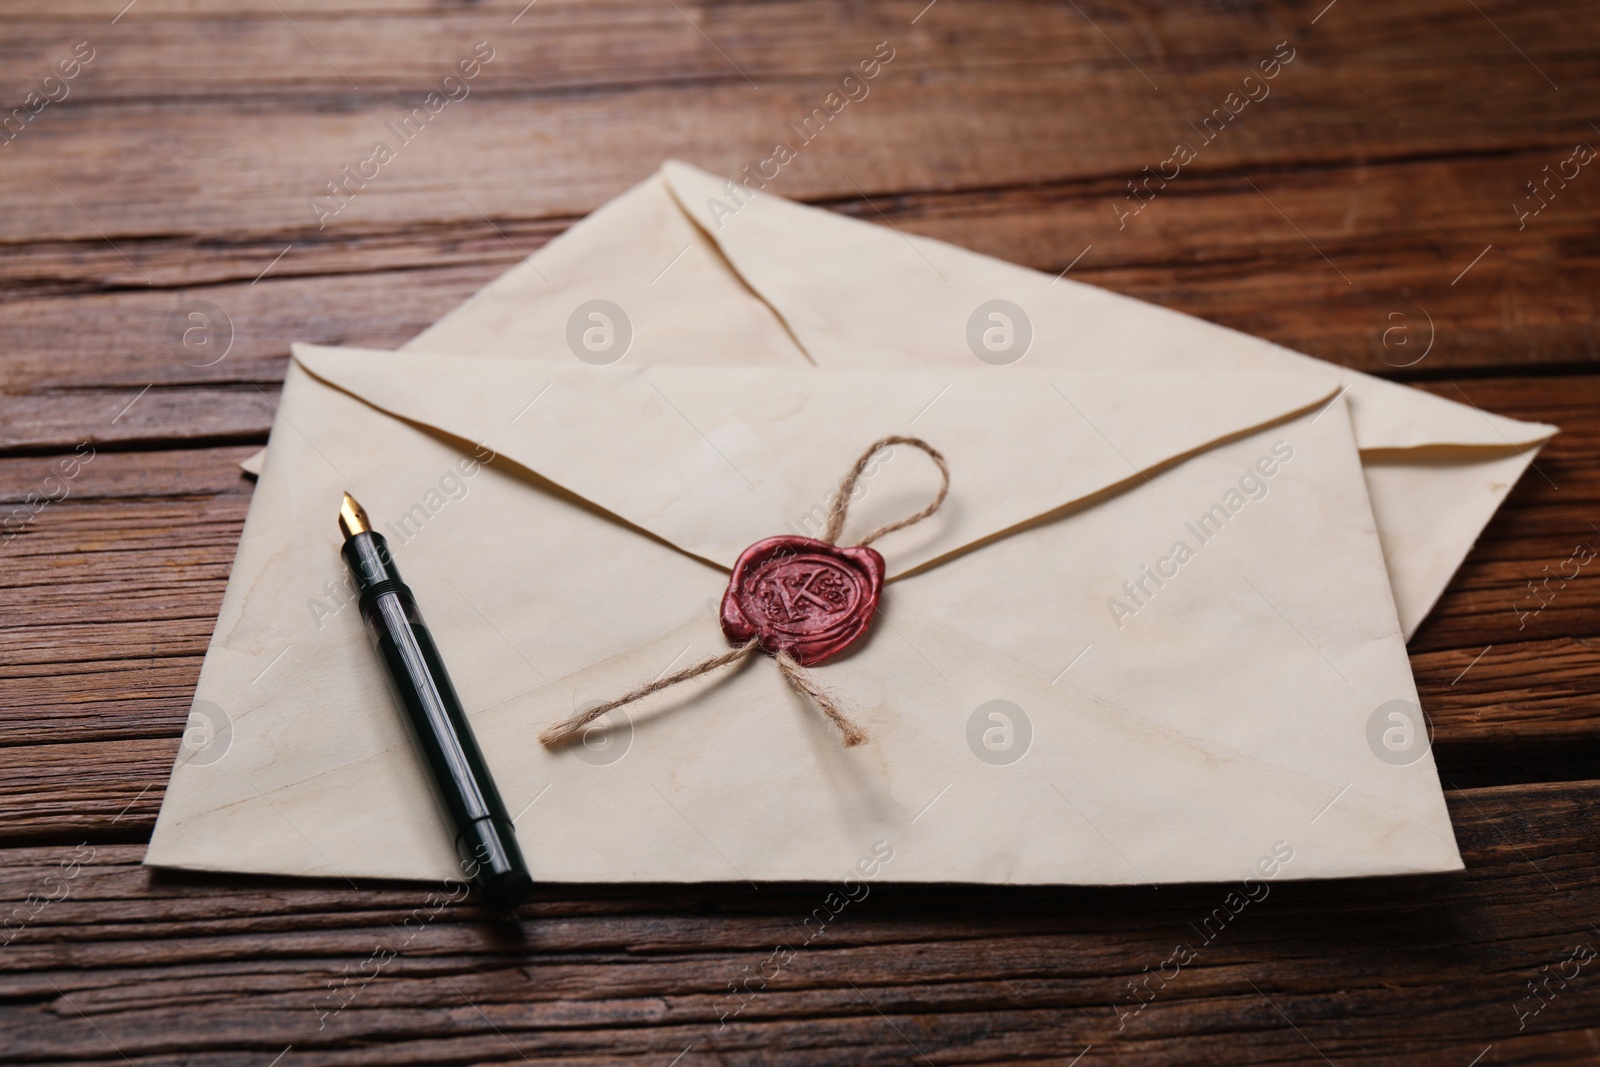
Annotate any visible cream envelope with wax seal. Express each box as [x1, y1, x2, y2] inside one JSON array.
[[148, 340, 1465, 886], [305, 161, 1549, 640]]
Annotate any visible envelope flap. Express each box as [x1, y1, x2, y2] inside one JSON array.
[[660, 161, 1555, 452], [294, 343, 1336, 577]]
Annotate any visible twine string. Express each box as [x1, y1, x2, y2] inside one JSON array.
[[539, 436, 948, 750], [822, 436, 949, 547], [774, 650, 869, 746], [537, 640, 758, 748]]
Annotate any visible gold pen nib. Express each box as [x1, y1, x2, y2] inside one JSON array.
[[338, 492, 371, 539]]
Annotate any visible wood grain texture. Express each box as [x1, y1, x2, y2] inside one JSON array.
[[1, 1, 1599, 446], [2, 0, 1598, 1062], [2, 782, 1599, 1065], [2, 0, 1594, 242], [5, 150, 1599, 450]]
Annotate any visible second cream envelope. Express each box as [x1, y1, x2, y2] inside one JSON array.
[[147, 344, 1463, 886], [394, 162, 1557, 638], [239, 163, 1555, 637]]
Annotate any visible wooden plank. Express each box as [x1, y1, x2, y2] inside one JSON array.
[[0, 448, 251, 781], [0, 265, 493, 452], [0, 0, 1586, 126], [0, 780, 1597, 1064], [3, 149, 1598, 450], [1, 0, 1595, 450], [1, 0, 1595, 246], [7, 147, 1600, 337]]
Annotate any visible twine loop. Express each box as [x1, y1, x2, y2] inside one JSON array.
[[823, 436, 949, 547]]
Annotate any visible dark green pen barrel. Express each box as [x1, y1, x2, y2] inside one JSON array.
[[342, 531, 533, 910]]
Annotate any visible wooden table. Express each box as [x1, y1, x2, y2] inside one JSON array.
[[4, 2, 1598, 1063]]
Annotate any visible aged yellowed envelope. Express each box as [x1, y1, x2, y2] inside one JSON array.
[[150, 346, 1460, 885], [170, 161, 1553, 886]]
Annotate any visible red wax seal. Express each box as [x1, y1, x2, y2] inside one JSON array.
[[721, 536, 885, 667]]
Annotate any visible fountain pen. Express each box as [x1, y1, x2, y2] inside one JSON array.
[[337, 493, 533, 910]]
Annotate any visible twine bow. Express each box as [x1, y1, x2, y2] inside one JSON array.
[[539, 436, 949, 750]]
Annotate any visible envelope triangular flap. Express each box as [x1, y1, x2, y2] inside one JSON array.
[[293, 343, 1335, 577], [411, 171, 812, 369], [659, 161, 1553, 453]]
